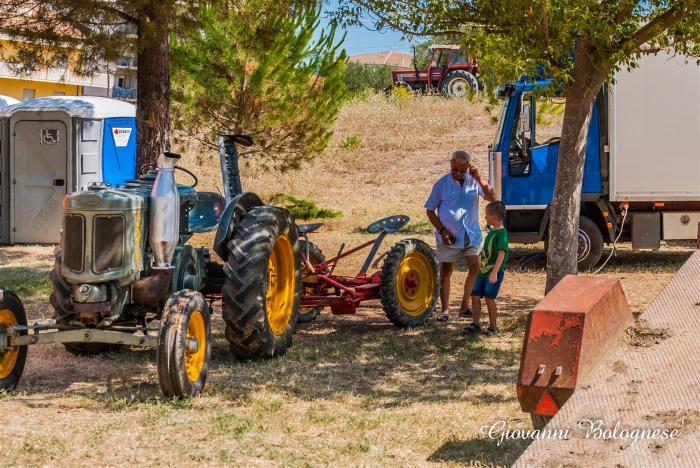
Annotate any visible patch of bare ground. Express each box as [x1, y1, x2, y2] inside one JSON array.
[[0, 94, 694, 467]]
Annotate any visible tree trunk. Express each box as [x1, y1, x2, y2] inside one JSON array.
[[545, 46, 611, 294], [136, 6, 171, 170]]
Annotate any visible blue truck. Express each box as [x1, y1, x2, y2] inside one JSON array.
[[488, 50, 700, 269]]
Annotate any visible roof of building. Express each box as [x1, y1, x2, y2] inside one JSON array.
[[0, 96, 136, 119], [349, 51, 413, 67]]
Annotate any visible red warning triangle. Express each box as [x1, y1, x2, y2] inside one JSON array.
[[534, 390, 560, 416]]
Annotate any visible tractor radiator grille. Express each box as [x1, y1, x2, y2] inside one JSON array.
[[93, 216, 124, 273], [63, 215, 85, 273]]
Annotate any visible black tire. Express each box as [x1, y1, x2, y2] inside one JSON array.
[[0, 289, 28, 390], [49, 245, 113, 356], [380, 239, 439, 328], [297, 240, 326, 324], [157, 290, 211, 397], [441, 70, 479, 98], [530, 414, 552, 430], [577, 216, 604, 270], [222, 206, 301, 359]]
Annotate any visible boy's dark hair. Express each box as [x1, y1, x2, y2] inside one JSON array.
[[485, 200, 506, 220]]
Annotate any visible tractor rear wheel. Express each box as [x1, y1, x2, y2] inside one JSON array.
[[380, 239, 439, 328], [441, 70, 479, 98], [49, 245, 114, 356], [297, 240, 326, 324], [157, 290, 211, 397], [0, 289, 27, 391], [222, 206, 301, 359]]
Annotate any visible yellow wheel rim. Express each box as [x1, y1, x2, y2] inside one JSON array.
[[395, 252, 435, 317], [266, 234, 295, 335], [0, 309, 19, 379], [185, 310, 206, 382]]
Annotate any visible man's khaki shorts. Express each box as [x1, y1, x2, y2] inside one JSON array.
[[435, 241, 481, 264]]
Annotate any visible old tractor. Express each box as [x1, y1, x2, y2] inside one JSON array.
[[0, 135, 301, 397], [386, 45, 483, 98], [296, 216, 440, 327]]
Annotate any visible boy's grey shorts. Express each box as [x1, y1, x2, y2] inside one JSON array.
[[435, 241, 482, 263]]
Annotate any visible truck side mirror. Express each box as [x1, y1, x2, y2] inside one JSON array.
[[521, 104, 531, 133]]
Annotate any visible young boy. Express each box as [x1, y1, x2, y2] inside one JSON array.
[[463, 201, 508, 337]]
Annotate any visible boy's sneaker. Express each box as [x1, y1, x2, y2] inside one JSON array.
[[482, 327, 499, 338]]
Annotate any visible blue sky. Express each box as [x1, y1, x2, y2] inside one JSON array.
[[319, 1, 419, 55]]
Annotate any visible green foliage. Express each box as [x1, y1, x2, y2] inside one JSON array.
[[536, 100, 566, 126], [345, 61, 396, 92], [338, 134, 363, 150], [389, 85, 413, 101], [171, 1, 347, 171], [268, 193, 343, 220], [332, 1, 700, 95]]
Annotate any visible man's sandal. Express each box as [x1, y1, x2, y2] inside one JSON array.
[[462, 323, 481, 335], [437, 313, 450, 322], [458, 308, 473, 318], [482, 327, 499, 338]]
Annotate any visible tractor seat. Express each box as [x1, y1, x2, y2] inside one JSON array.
[[366, 215, 410, 234], [188, 192, 226, 233], [298, 223, 324, 234]]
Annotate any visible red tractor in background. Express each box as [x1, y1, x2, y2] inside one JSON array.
[[386, 45, 483, 98]]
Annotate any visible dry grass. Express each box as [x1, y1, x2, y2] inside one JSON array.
[[0, 93, 694, 467]]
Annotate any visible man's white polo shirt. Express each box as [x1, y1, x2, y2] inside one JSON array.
[[424, 173, 485, 249]]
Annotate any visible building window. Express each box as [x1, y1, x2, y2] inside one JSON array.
[[22, 89, 35, 101], [53, 92, 65, 96]]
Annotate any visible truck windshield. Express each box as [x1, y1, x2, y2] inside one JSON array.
[[492, 98, 509, 151]]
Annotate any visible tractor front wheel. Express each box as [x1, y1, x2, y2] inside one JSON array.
[[0, 289, 28, 391], [222, 206, 301, 359], [157, 290, 211, 397], [297, 240, 326, 324], [380, 239, 439, 328]]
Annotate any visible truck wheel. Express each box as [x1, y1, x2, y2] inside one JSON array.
[[157, 290, 211, 397], [49, 245, 113, 356], [380, 239, 439, 328], [297, 240, 326, 324], [222, 206, 301, 359], [577, 216, 604, 270], [441, 70, 478, 98], [530, 414, 552, 430], [0, 289, 27, 391]]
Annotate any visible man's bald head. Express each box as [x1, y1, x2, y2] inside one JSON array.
[[451, 150, 472, 164]]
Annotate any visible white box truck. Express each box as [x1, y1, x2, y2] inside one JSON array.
[[489, 50, 700, 268]]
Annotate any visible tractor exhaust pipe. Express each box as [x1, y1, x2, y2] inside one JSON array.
[[150, 152, 181, 269]]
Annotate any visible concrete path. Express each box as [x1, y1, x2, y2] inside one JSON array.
[[514, 250, 700, 468]]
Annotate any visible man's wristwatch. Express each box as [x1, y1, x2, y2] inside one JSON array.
[[439, 226, 446, 233]]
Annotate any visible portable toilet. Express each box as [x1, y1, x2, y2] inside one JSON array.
[[0, 96, 137, 245]]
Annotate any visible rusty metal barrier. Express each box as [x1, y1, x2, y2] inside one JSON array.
[[517, 275, 633, 417]]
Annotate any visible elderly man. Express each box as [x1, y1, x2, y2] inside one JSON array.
[[425, 150, 497, 321]]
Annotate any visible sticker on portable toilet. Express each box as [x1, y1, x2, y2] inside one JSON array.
[[40, 129, 59, 145], [112, 128, 132, 147]]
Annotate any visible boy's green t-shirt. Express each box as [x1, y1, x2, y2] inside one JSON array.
[[478, 227, 509, 278]]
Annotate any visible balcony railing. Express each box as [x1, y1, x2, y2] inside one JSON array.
[[112, 87, 137, 100]]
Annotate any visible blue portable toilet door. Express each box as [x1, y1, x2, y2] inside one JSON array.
[[102, 117, 137, 186]]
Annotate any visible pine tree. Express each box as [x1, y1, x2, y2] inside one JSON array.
[[170, 1, 347, 171]]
